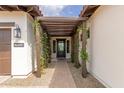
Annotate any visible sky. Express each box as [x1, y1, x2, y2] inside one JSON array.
[[40, 5, 83, 17]]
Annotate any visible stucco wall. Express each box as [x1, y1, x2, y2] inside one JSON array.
[[50, 37, 71, 59], [0, 11, 35, 77], [26, 13, 36, 74], [88, 6, 124, 87]]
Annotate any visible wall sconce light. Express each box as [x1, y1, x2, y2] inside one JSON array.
[[14, 24, 21, 38]]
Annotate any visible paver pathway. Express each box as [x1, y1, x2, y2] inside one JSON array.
[[49, 60, 76, 88], [0, 60, 76, 88], [0, 59, 104, 88]]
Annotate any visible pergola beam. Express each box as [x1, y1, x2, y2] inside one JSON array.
[[46, 26, 74, 29], [50, 33, 71, 35], [37, 17, 87, 21], [44, 24, 75, 27], [80, 5, 99, 17], [46, 28, 73, 31], [49, 32, 72, 34], [0, 5, 15, 11], [38, 16, 85, 36], [0, 5, 42, 17], [42, 22, 77, 25]]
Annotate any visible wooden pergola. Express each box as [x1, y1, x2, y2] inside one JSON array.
[[37, 17, 87, 36], [0, 5, 42, 17]]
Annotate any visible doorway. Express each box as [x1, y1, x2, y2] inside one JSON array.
[[0, 28, 11, 75], [57, 39, 66, 58]]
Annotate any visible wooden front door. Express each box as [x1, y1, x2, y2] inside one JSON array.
[[57, 39, 66, 58], [0, 28, 11, 75]]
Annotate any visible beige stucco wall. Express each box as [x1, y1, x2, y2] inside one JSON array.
[[0, 11, 35, 77], [88, 6, 124, 87]]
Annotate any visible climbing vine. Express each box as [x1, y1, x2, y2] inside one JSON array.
[[33, 19, 51, 76], [41, 32, 51, 68], [78, 22, 89, 78], [80, 49, 88, 62], [71, 22, 89, 78], [74, 32, 80, 68], [33, 19, 42, 77]]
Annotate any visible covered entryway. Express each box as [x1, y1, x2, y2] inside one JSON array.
[[0, 28, 11, 75], [38, 17, 87, 59]]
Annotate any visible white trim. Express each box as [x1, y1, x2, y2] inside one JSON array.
[[12, 72, 32, 79]]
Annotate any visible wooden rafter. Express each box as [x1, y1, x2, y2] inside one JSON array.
[[80, 5, 100, 17], [46, 28, 73, 31], [38, 16, 87, 21], [49, 31, 72, 34], [44, 24, 75, 27], [50, 33, 71, 35], [0, 5, 15, 11], [0, 5, 42, 17], [38, 16, 86, 36], [42, 21, 76, 25], [46, 26, 74, 29], [47, 30, 72, 32]]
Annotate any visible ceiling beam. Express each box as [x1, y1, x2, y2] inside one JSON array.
[[46, 26, 75, 29], [50, 34, 71, 36], [50, 33, 71, 35], [47, 30, 73, 32], [80, 5, 99, 17], [38, 17, 87, 36], [0, 5, 42, 17], [37, 17, 87, 21], [27, 6, 34, 12], [42, 20, 79, 23], [80, 5, 88, 17], [46, 28, 73, 31], [0, 5, 15, 11], [43, 24, 75, 27], [42, 22, 77, 25], [48, 30, 72, 33]]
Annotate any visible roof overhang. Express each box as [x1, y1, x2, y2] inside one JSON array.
[[80, 5, 100, 17], [0, 5, 43, 18], [38, 17, 87, 36]]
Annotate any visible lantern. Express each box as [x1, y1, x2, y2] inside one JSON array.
[[14, 24, 21, 38]]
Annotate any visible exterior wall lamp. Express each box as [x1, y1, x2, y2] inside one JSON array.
[[14, 24, 21, 38]]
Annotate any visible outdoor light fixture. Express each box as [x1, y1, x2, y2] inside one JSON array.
[[14, 24, 21, 38]]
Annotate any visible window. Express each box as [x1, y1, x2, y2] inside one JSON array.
[[58, 41, 64, 51], [80, 33, 82, 41], [87, 29, 90, 38], [53, 40, 56, 53], [67, 40, 70, 53]]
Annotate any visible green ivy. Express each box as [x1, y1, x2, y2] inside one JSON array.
[[77, 23, 89, 33], [33, 19, 40, 35], [80, 49, 88, 62], [41, 32, 50, 68]]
